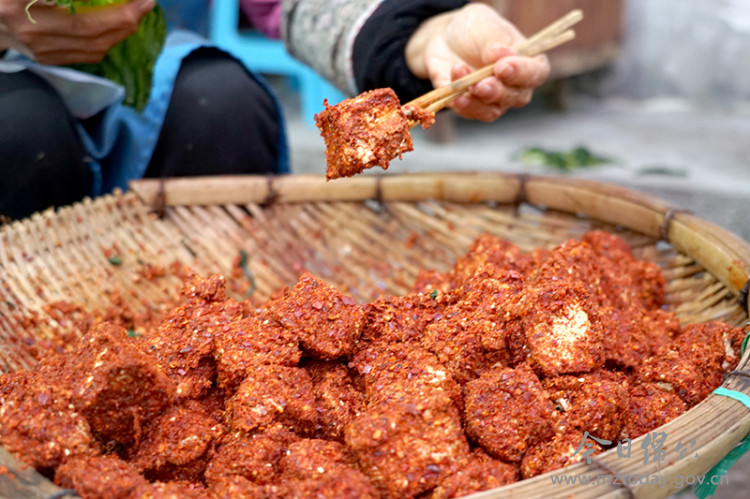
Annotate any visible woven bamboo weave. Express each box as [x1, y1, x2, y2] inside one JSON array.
[[1, 173, 749, 499]]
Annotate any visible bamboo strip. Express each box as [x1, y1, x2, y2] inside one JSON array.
[[669, 213, 750, 307], [524, 177, 669, 238]]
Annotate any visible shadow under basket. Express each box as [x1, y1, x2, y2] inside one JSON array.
[[1, 172, 749, 499]]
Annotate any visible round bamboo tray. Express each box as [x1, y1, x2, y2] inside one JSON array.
[[1, 172, 749, 499]]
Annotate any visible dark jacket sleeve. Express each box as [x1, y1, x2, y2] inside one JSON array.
[[352, 0, 468, 101]]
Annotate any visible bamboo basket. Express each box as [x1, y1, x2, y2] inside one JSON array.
[[1, 172, 749, 499]]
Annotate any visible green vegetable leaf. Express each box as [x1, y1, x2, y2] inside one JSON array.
[[47, 0, 167, 111], [519, 145, 611, 172]]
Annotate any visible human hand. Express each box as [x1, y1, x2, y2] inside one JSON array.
[[0, 0, 155, 65], [405, 3, 550, 122]]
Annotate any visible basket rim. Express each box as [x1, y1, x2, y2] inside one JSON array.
[[1, 172, 749, 499]]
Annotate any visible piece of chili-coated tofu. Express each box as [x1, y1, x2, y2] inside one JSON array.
[[602, 305, 679, 369], [55, 454, 148, 499], [521, 431, 603, 479], [280, 438, 378, 498], [0, 369, 99, 469], [526, 239, 604, 303], [270, 272, 365, 360], [626, 382, 687, 439], [422, 264, 523, 384], [520, 279, 604, 376], [446, 234, 525, 289], [204, 424, 298, 486], [543, 370, 629, 441], [213, 310, 301, 394], [431, 449, 519, 499], [677, 320, 747, 370], [143, 272, 252, 400], [421, 307, 510, 385], [315, 88, 415, 180], [581, 230, 666, 309], [362, 291, 448, 345], [131, 400, 224, 482], [349, 342, 462, 411], [68, 323, 175, 446], [463, 365, 558, 462], [345, 391, 470, 499], [304, 361, 364, 441], [225, 364, 317, 435], [635, 322, 730, 407]]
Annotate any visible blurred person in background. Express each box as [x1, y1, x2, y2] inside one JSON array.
[[0, 0, 549, 220]]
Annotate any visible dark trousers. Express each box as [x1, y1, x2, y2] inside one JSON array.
[[0, 49, 281, 220]]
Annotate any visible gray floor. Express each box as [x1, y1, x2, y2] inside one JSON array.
[[274, 79, 750, 498]]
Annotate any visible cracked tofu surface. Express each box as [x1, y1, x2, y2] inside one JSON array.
[[304, 361, 364, 441], [521, 280, 604, 376]]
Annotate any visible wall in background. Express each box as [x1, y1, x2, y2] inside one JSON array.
[[613, 0, 750, 108]]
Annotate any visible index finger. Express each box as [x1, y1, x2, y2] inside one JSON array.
[[493, 54, 550, 89], [31, 0, 155, 39]]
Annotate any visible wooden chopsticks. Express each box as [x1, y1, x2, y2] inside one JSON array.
[[405, 9, 584, 119]]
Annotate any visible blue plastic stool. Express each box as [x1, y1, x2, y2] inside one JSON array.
[[209, 0, 346, 127]]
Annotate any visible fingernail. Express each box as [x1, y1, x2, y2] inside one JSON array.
[[475, 82, 492, 98], [454, 95, 470, 108], [498, 64, 514, 79], [139, 0, 156, 11], [453, 63, 471, 78], [489, 43, 506, 58]]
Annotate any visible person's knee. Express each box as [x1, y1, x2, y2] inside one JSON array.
[[0, 71, 89, 219], [148, 50, 282, 178]]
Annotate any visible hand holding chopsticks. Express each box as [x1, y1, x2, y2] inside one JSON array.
[[405, 9, 584, 123]]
